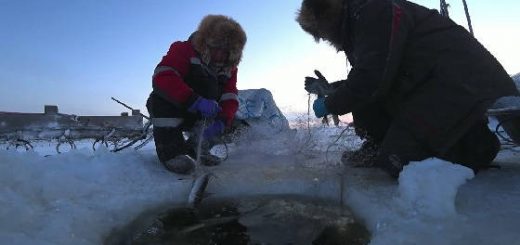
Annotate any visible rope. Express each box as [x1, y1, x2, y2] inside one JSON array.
[[494, 118, 520, 146], [439, 0, 474, 35]]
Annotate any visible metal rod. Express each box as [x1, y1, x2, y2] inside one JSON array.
[[462, 0, 474, 35], [111, 97, 150, 120]]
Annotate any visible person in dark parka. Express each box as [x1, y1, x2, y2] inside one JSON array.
[[297, 0, 519, 178]]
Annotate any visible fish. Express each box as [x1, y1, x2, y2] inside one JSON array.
[[188, 173, 211, 207]]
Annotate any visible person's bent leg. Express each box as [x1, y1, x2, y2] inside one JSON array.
[[152, 126, 196, 174], [441, 119, 500, 173], [147, 93, 196, 174], [343, 102, 392, 167], [351, 101, 392, 142], [375, 121, 432, 178]]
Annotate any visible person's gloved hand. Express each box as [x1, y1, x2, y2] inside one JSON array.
[[188, 97, 221, 118], [203, 120, 225, 140], [304, 70, 331, 95], [313, 97, 329, 118]]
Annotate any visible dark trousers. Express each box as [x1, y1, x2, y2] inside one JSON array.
[[441, 120, 500, 170], [352, 102, 500, 177], [146, 93, 199, 163], [351, 102, 392, 143]]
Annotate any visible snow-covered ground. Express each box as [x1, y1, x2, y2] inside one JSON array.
[[1, 120, 520, 245]]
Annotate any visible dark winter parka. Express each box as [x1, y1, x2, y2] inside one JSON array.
[[309, 0, 519, 154]]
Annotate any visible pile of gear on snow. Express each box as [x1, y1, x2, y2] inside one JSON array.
[[0, 89, 290, 153]]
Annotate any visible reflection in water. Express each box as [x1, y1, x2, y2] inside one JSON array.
[[105, 195, 370, 245]]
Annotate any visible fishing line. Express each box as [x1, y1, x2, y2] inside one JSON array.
[[296, 93, 316, 154], [301, 92, 356, 164], [194, 118, 208, 175], [308, 93, 312, 132], [188, 118, 212, 207], [325, 125, 352, 165]]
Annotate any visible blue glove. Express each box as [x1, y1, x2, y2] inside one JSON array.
[[188, 97, 221, 118], [313, 97, 329, 118], [203, 120, 225, 140]]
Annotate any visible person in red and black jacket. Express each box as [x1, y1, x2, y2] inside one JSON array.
[[146, 15, 246, 174], [297, 0, 519, 178]]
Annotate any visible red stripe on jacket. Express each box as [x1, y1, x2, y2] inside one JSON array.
[[219, 68, 239, 126]]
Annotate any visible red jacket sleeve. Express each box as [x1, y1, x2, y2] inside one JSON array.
[[152, 41, 198, 106], [219, 68, 239, 127]]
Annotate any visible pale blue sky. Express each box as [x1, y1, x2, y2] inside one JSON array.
[[1, 0, 519, 115]]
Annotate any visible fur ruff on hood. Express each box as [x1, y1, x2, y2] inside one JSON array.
[[191, 15, 247, 68], [296, 0, 345, 50]]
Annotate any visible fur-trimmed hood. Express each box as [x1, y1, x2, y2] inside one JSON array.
[[296, 0, 346, 50], [191, 15, 247, 67]]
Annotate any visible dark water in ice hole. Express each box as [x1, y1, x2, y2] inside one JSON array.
[[105, 194, 370, 245]]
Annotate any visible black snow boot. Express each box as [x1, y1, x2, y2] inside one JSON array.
[[199, 154, 222, 166], [186, 144, 222, 167], [163, 155, 196, 174], [341, 139, 380, 167]]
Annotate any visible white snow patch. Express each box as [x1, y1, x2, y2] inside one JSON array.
[[397, 158, 474, 218]]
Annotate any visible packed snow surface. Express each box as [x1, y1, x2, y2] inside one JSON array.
[[1, 124, 520, 244]]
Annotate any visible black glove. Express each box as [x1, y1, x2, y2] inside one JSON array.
[[304, 70, 332, 96]]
